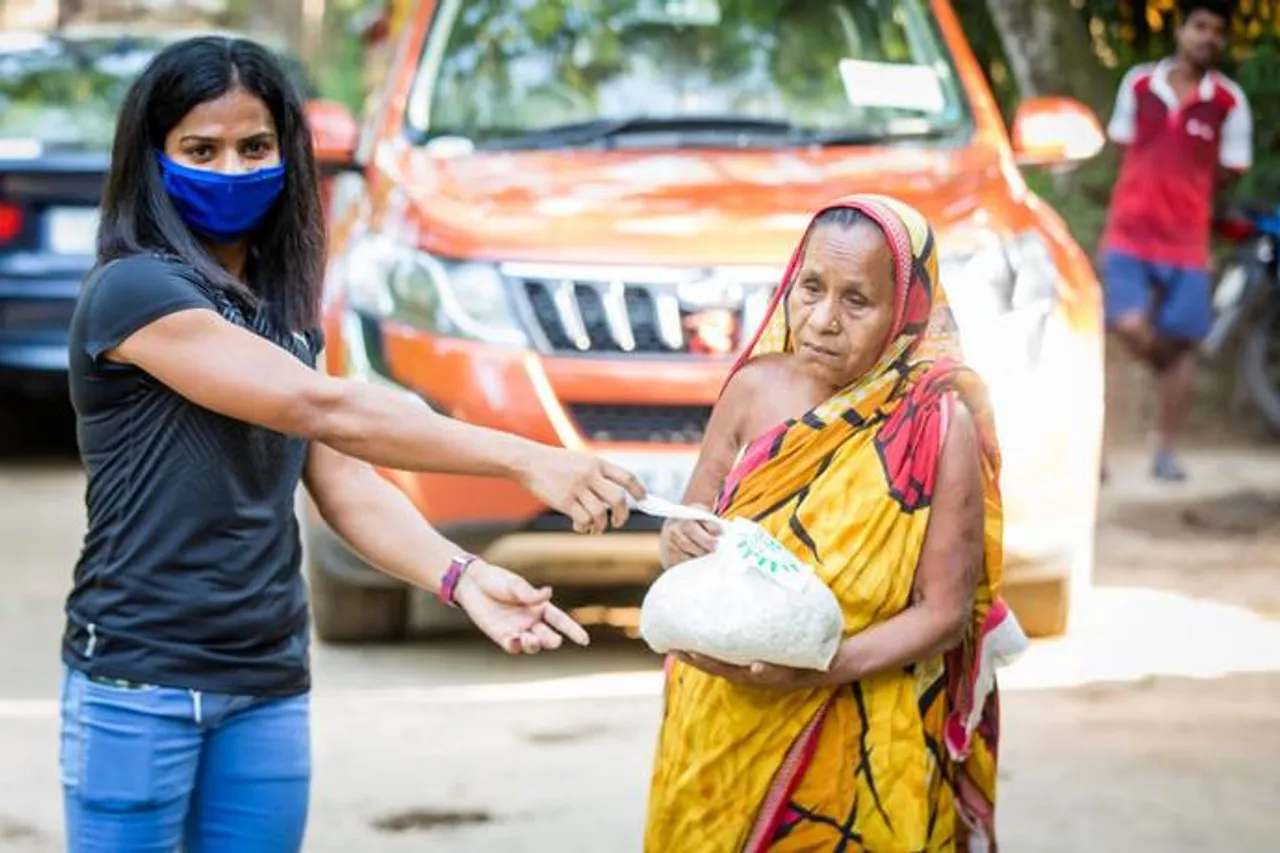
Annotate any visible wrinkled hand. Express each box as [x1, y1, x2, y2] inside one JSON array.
[[659, 506, 721, 567], [672, 651, 832, 691], [454, 561, 590, 654], [519, 447, 646, 535]]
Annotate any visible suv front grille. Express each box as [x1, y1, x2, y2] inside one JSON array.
[[568, 403, 713, 444], [506, 263, 778, 356], [522, 281, 672, 353]]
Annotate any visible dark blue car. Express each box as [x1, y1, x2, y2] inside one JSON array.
[[0, 29, 315, 402], [0, 31, 151, 399]]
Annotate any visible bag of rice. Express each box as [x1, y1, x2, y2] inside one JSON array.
[[635, 497, 845, 671]]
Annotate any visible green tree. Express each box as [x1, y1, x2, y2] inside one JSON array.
[[955, 0, 1280, 252]]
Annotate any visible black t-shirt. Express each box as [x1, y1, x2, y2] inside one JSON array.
[[62, 254, 322, 697]]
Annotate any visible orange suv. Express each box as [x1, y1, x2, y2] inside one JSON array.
[[304, 0, 1108, 642]]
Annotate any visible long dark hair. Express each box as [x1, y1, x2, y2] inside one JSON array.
[[98, 36, 325, 331]]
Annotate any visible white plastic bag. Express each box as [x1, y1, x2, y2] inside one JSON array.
[[635, 497, 845, 671]]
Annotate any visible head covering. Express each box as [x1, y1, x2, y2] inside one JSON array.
[[728, 192, 963, 392], [715, 192, 999, 518]]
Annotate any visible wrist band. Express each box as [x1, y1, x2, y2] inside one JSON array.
[[439, 554, 478, 608]]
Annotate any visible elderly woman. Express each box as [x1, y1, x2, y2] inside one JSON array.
[[647, 194, 1023, 852]]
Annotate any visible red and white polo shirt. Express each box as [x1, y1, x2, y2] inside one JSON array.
[[1102, 59, 1252, 269]]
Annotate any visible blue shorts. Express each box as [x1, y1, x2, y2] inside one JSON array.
[[1101, 251, 1212, 342]]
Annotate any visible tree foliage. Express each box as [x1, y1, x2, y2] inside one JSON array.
[[953, 0, 1280, 252], [306, 0, 1280, 250]]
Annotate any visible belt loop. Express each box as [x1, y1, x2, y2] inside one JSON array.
[[189, 689, 203, 725]]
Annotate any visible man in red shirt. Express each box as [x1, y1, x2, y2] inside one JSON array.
[[1101, 0, 1251, 481]]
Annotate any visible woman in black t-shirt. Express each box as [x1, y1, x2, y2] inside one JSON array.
[[60, 36, 644, 852]]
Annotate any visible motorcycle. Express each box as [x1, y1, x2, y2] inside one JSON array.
[[1204, 203, 1280, 433]]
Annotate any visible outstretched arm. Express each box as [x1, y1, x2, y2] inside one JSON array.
[[110, 308, 644, 533], [304, 441, 588, 653]]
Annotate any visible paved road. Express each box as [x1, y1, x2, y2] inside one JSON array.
[[2, 404, 1279, 852]]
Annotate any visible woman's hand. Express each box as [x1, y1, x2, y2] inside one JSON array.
[[659, 506, 722, 567], [518, 447, 646, 535], [454, 561, 590, 654], [672, 652, 833, 691]]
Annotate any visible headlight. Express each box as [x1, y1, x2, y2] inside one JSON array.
[[939, 229, 1060, 369], [342, 234, 530, 347], [939, 230, 1058, 318]]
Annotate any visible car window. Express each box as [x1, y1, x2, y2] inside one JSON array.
[[406, 0, 972, 146]]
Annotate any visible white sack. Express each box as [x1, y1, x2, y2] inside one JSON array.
[[635, 498, 844, 671]]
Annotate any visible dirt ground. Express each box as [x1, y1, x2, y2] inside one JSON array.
[[1, 393, 1279, 851], [989, 446, 1280, 852]]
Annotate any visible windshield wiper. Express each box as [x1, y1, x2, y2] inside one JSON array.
[[477, 116, 800, 150], [802, 124, 959, 147]]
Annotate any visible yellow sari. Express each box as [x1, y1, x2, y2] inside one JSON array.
[[645, 195, 1022, 852]]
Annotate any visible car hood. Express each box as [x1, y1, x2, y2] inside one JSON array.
[[394, 144, 1021, 266]]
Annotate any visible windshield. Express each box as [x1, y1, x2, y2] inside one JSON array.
[[407, 0, 971, 148], [0, 33, 166, 150]]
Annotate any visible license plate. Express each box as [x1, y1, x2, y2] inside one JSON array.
[[47, 207, 99, 256], [601, 451, 698, 506]]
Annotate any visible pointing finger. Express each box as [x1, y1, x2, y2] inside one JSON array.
[[542, 604, 590, 646]]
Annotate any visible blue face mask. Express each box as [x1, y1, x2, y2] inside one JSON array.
[[157, 153, 286, 244]]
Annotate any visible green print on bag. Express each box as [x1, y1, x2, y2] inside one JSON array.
[[731, 521, 805, 583]]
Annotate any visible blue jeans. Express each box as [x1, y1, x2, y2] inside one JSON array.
[[60, 667, 310, 852]]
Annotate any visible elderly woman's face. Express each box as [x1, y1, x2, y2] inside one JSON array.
[[786, 220, 897, 388]]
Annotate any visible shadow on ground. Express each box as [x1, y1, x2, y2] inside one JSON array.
[[1110, 490, 1280, 539]]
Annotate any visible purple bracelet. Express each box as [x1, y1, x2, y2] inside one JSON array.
[[439, 554, 478, 608]]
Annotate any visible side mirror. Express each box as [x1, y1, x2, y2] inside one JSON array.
[[1011, 96, 1106, 168], [305, 99, 360, 174]]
